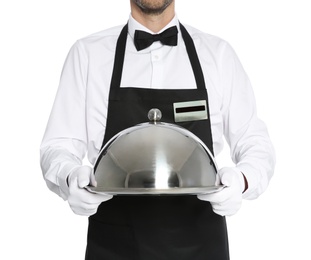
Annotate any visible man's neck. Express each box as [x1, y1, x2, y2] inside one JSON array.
[[130, 2, 175, 33]]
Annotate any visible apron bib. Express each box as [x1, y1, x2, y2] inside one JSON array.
[[85, 24, 229, 260]]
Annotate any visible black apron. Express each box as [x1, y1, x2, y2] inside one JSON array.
[[85, 23, 230, 260]]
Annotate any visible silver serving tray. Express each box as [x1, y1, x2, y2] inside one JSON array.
[[86, 185, 224, 195]]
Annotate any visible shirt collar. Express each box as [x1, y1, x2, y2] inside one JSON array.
[[128, 14, 179, 36]]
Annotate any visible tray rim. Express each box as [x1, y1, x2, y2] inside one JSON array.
[[85, 185, 224, 195]]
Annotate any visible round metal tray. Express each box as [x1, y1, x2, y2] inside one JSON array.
[[86, 185, 224, 195]]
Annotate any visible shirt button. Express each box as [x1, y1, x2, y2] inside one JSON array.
[[154, 55, 159, 60]]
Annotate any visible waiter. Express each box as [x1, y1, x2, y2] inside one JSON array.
[[40, 0, 275, 259]]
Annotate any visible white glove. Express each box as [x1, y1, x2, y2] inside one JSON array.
[[67, 166, 113, 216], [197, 167, 245, 216]]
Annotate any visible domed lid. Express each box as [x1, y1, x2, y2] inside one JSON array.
[[87, 109, 223, 195]]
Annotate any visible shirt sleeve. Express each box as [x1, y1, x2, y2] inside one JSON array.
[[219, 42, 276, 200], [40, 40, 88, 200]]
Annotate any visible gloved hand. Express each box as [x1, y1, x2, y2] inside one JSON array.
[[67, 166, 113, 216], [197, 167, 245, 216]]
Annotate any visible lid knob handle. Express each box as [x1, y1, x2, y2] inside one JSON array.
[[148, 108, 162, 122]]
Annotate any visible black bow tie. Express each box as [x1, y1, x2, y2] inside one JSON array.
[[134, 26, 178, 51]]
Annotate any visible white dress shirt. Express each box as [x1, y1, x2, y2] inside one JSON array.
[[40, 15, 275, 201]]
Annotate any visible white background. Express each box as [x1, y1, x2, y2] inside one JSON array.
[[1, 0, 310, 259]]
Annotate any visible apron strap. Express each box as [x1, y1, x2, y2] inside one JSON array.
[[179, 23, 206, 90], [110, 24, 128, 91]]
